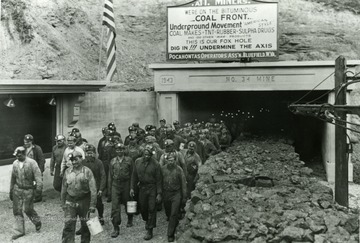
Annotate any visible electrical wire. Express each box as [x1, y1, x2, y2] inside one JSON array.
[[306, 88, 336, 104], [291, 72, 335, 105]]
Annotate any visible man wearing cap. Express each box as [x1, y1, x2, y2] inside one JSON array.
[[161, 152, 187, 242], [50, 134, 67, 192], [199, 129, 219, 161], [61, 150, 97, 243], [97, 127, 109, 160], [23, 134, 45, 202], [108, 122, 117, 132], [99, 133, 117, 202], [109, 143, 134, 238], [156, 119, 166, 137], [60, 136, 85, 177], [10, 146, 42, 240], [130, 145, 162, 240], [181, 141, 202, 198], [165, 128, 186, 151], [80, 144, 106, 228], [141, 136, 163, 161], [160, 139, 187, 178], [124, 126, 137, 146]]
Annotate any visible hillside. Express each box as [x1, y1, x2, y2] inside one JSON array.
[[1, 0, 360, 87]]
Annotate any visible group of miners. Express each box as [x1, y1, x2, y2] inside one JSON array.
[[9, 118, 232, 242]]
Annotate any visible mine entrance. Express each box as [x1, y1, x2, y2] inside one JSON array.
[[178, 91, 328, 164]]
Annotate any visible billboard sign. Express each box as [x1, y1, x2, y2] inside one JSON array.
[[167, 0, 278, 61]]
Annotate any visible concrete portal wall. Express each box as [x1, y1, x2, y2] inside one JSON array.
[[75, 91, 157, 147]]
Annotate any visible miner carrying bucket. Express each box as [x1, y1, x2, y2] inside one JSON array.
[[108, 143, 134, 238], [130, 145, 162, 240], [61, 151, 97, 243], [161, 152, 187, 242]]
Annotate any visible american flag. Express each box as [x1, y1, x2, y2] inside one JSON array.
[[102, 0, 117, 81]]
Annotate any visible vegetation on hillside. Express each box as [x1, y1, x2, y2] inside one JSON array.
[[308, 0, 360, 14]]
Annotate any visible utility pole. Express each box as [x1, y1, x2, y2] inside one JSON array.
[[334, 56, 348, 207]]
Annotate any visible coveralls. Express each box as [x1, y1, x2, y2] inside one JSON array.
[[182, 149, 202, 198], [10, 157, 42, 237], [61, 165, 97, 243], [161, 164, 187, 238], [82, 157, 106, 223], [50, 143, 66, 192], [131, 156, 162, 230], [25, 144, 45, 202], [99, 143, 117, 199], [109, 155, 134, 228]]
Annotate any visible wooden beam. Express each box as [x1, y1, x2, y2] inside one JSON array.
[[334, 56, 348, 207]]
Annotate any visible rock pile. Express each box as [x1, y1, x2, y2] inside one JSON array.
[[177, 137, 359, 243]]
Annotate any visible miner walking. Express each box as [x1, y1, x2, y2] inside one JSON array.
[[130, 145, 162, 240], [9, 146, 42, 240], [61, 151, 97, 243], [109, 143, 134, 238], [161, 152, 187, 242]]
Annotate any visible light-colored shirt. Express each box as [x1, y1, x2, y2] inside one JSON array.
[[10, 157, 43, 191]]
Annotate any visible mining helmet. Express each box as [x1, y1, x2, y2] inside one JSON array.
[[160, 118, 166, 123], [188, 141, 196, 149], [55, 134, 65, 141], [114, 143, 126, 150], [108, 122, 116, 131], [164, 139, 174, 146], [128, 126, 136, 132], [173, 120, 180, 125], [165, 152, 176, 161], [24, 134, 34, 142], [71, 128, 80, 134], [67, 135, 76, 142], [84, 144, 96, 153], [13, 146, 26, 156]]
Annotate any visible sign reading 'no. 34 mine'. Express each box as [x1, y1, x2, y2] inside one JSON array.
[[167, 0, 279, 61]]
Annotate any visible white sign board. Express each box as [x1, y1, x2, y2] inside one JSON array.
[[167, 0, 278, 61]]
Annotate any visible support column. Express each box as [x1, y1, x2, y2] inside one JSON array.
[[157, 93, 179, 126]]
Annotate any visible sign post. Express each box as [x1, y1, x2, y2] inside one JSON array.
[[167, 0, 279, 61]]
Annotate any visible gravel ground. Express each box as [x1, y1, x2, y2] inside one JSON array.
[[0, 189, 171, 243]]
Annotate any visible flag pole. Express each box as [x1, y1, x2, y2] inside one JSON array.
[[98, 0, 106, 81], [98, 27, 105, 81]]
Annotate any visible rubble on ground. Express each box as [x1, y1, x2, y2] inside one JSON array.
[[177, 137, 359, 243]]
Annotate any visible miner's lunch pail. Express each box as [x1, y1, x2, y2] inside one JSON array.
[[86, 212, 103, 236], [127, 201, 137, 214]]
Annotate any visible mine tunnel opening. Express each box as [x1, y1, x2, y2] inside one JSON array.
[[178, 91, 329, 167]]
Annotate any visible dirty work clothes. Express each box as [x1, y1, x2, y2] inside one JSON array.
[[82, 157, 106, 192], [61, 166, 97, 209], [200, 138, 218, 161], [219, 132, 232, 150], [82, 157, 106, 220], [26, 144, 46, 173], [109, 156, 134, 226], [159, 151, 187, 178], [100, 144, 117, 198], [60, 146, 85, 176], [181, 150, 201, 198], [50, 144, 66, 192], [10, 157, 42, 236], [61, 166, 97, 243], [62, 194, 91, 243], [13, 188, 42, 236], [161, 164, 186, 237], [10, 157, 43, 192], [131, 157, 162, 229]]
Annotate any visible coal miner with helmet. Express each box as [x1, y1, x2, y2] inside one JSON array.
[[23, 134, 45, 202], [50, 134, 67, 192], [181, 141, 202, 198], [60, 135, 85, 177], [61, 150, 97, 243], [161, 152, 187, 242], [10, 146, 43, 240], [109, 143, 134, 238], [160, 139, 187, 178], [130, 144, 162, 240], [77, 144, 106, 233]]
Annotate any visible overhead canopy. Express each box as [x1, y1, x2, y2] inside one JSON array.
[[0, 79, 107, 94]]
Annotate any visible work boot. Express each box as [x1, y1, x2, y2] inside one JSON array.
[[11, 233, 25, 240], [75, 228, 82, 235], [168, 235, 175, 242], [126, 216, 133, 227], [143, 229, 153, 241], [35, 222, 42, 232], [111, 226, 120, 238]]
